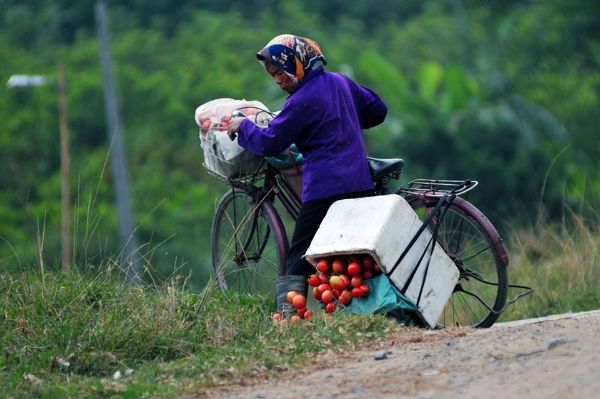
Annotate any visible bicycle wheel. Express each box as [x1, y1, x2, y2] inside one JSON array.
[[211, 188, 288, 299], [407, 195, 508, 328]]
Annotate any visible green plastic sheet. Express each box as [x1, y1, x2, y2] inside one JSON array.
[[342, 274, 421, 325]]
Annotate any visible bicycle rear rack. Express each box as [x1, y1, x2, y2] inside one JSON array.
[[397, 179, 478, 197]]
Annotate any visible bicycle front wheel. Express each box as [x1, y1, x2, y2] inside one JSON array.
[[211, 188, 288, 299], [407, 195, 509, 328]]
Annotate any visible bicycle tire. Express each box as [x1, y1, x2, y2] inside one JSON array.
[[211, 188, 289, 299], [406, 195, 509, 328]]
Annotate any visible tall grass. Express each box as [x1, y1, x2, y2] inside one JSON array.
[[0, 267, 403, 398], [500, 212, 600, 321], [1, 267, 209, 372]]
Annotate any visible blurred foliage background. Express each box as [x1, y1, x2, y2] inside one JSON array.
[[1, 0, 599, 286]]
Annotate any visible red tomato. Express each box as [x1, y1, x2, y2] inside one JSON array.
[[339, 290, 353, 305], [347, 262, 362, 277], [308, 274, 321, 287], [296, 308, 306, 319], [329, 275, 345, 291], [321, 290, 335, 304], [319, 273, 330, 284], [360, 284, 370, 295], [287, 291, 298, 304], [331, 259, 346, 274], [316, 259, 330, 274], [317, 283, 331, 295], [312, 286, 322, 300], [273, 312, 283, 321], [325, 301, 337, 313], [290, 315, 301, 323], [351, 276, 363, 288], [304, 309, 314, 319], [351, 288, 364, 298], [363, 270, 374, 280], [362, 255, 375, 270], [340, 274, 351, 290], [293, 294, 307, 310]]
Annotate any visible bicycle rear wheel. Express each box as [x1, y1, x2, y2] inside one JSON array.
[[407, 195, 508, 328], [211, 188, 288, 299]]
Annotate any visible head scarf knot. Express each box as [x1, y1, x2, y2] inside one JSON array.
[[256, 34, 327, 81]]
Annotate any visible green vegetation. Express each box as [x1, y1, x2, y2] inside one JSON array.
[[501, 213, 600, 321], [0, 269, 405, 398], [1, 0, 599, 285], [1, 2, 599, 395]]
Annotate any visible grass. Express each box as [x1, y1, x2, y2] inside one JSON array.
[[0, 268, 406, 398], [500, 212, 600, 321]]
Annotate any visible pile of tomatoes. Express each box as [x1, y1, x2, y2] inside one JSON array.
[[310, 254, 383, 313], [273, 254, 383, 322]]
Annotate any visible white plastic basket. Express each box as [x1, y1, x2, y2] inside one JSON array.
[[200, 132, 265, 180], [194, 98, 272, 180]]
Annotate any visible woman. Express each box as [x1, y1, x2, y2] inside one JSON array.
[[228, 34, 387, 313]]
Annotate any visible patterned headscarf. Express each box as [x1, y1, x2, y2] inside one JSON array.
[[256, 34, 327, 81]]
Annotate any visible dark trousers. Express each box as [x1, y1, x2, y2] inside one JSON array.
[[285, 190, 375, 276]]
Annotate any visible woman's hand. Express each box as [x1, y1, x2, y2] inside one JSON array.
[[227, 116, 245, 141]]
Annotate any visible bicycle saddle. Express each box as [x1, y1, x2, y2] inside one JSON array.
[[367, 157, 404, 180]]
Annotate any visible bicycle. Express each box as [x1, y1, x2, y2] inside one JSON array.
[[202, 112, 527, 328]]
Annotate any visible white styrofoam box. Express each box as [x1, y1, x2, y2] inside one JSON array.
[[304, 194, 460, 328]]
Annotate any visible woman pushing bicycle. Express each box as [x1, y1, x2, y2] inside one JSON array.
[[227, 34, 387, 314]]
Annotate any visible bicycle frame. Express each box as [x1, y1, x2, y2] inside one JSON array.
[[226, 163, 302, 221], [227, 164, 482, 228]]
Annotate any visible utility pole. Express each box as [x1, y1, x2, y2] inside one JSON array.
[[56, 63, 72, 272], [7, 69, 72, 273], [95, 1, 142, 284]]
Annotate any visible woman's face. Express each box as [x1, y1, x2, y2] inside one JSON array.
[[266, 62, 298, 93]]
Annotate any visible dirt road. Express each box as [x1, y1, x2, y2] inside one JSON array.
[[207, 310, 600, 399]]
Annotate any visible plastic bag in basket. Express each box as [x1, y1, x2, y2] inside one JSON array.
[[194, 98, 271, 135]]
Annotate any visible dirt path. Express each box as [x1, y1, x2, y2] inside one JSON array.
[[204, 310, 600, 399]]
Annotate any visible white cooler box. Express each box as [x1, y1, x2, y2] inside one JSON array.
[[304, 194, 460, 328]]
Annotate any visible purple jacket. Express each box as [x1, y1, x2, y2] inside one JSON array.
[[238, 67, 387, 202]]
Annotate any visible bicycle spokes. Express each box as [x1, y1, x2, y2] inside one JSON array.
[[407, 195, 509, 328], [212, 188, 283, 298]]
